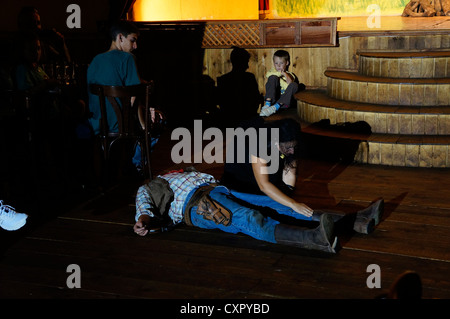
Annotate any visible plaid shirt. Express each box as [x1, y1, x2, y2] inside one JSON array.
[[135, 171, 218, 224]]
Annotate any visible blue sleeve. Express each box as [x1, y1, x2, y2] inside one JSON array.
[[123, 54, 141, 86]]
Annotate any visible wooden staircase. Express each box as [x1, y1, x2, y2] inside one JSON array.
[[295, 50, 450, 167]]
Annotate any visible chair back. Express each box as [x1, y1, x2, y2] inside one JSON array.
[[89, 83, 152, 137], [89, 82, 155, 180]]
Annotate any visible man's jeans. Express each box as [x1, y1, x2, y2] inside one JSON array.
[[184, 186, 311, 244], [230, 189, 313, 222]]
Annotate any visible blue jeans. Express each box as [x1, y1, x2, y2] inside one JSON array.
[[229, 190, 313, 222], [184, 186, 280, 243], [132, 137, 159, 168]]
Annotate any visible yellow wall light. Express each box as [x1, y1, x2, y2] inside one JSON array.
[[133, 0, 259, 21]]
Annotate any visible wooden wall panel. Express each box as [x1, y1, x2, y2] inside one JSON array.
[[203, 34, 450, 95]]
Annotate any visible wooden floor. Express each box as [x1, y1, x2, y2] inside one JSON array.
[[1, 117, 450, 303]]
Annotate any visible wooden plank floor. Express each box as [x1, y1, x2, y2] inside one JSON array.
[[1, 122, 450, 302]]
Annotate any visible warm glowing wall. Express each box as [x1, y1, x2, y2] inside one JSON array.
[[133, 0, 259, 21], [272, 0, 409, 17]]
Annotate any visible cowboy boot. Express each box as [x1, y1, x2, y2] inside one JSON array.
[[311, 209, 354, 234], [312, 199, 384, 235], [353, 199, 384, 234], [274, 214, 337, 253]]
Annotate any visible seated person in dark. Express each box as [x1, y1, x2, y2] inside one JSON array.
[[17, 6, 71, 64], [216, 47, 263, 127], [87, 20, 141, 136], [14, 32, 63, 121], [87, 20, 160, 171], [14, 32, 85, 125]]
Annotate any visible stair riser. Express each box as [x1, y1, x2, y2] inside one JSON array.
[[327, 78, 450, 106], [298, 101, 450, 135], [358, 141, 450, 168], [359, 56, 450, 78], [298, 51, 450, 168]]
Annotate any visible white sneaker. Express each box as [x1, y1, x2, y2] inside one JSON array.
[[259, 105, 277, 117], [0, 200, 28, 231]]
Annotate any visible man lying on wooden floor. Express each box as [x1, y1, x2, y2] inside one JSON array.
[[133, 168, 383, 254]]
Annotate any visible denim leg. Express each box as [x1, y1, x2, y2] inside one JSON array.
[[229, 189, 313, 221], [132, 137, 160, 168], [132, 143, 142, 167], [189, 186, 279, 243]]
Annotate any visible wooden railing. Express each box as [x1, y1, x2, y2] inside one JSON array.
[[136, 18, 338, 48]]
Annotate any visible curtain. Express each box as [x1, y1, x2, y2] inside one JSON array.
[[259, 0, 270, 11]]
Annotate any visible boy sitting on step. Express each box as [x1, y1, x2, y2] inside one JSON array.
[[260, 49, 305, 117]]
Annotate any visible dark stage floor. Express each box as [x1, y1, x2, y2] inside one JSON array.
[[1, 118, 450, 303]]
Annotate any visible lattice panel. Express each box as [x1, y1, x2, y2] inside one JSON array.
[[202, 23, 261, 48]]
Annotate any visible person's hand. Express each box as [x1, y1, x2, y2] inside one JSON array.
[[282, 71, 294, 84], [290, 202, 314, 218], [150, 107, 156, 122], [133, 215, 151, 236], [138, 106, 163, 130]]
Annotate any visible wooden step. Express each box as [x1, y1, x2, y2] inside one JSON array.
[[293, 91, 450, 168], [359, 51, 450, 58], [325, 70, 450, 106], [296, 89, 450, 135], [293, 50, 450, 168], [300, 120, 450, 168], [358, 50, 450, 78]]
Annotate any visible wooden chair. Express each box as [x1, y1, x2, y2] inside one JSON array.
[[89, 82, 160, 182]]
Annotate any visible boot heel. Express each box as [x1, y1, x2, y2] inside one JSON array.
[[353, 217, 375, 234]]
